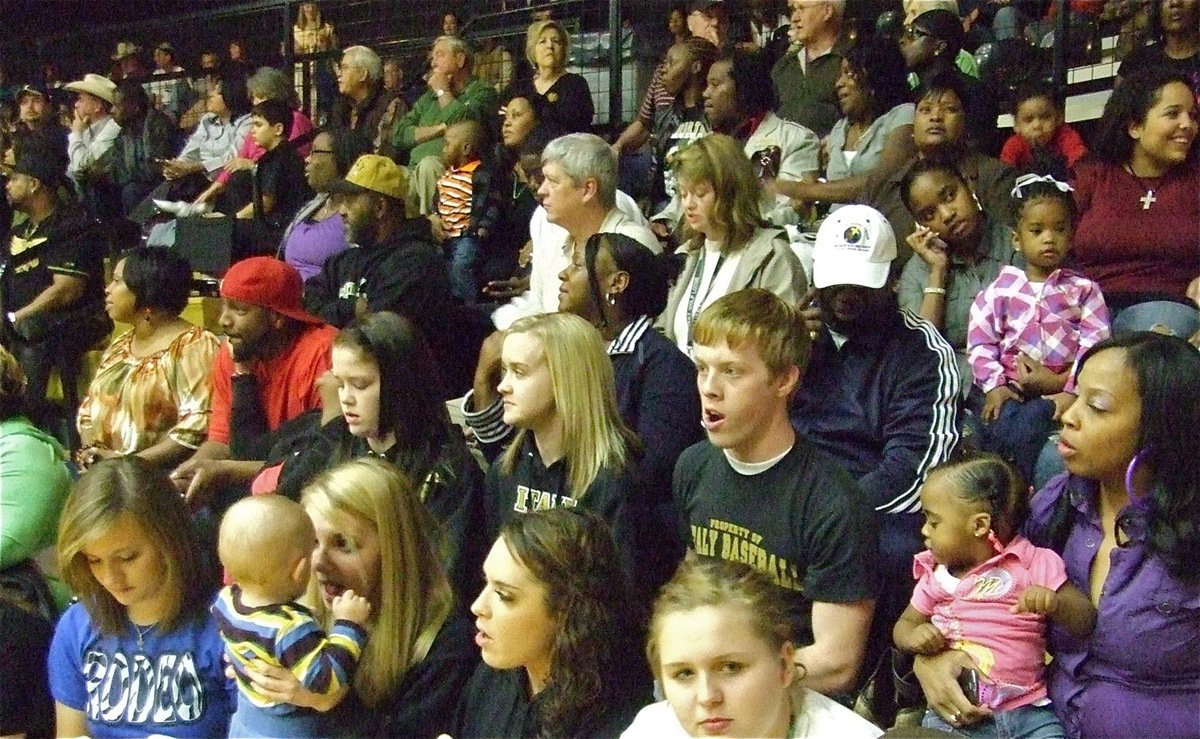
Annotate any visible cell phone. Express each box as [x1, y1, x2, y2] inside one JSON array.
[[957, 668, 980, 706]]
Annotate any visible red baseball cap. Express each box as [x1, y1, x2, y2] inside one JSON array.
[[220, 257, 323, 324]]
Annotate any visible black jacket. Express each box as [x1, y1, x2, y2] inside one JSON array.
[[303, 216, 490, 395], [484, 434, 661, 600], [789, 304, 962, 516], [269, 414, 489, 610]]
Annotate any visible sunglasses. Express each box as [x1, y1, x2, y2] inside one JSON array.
[[902, 25, 934, 41]]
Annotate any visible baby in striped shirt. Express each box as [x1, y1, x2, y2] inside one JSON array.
[[432, 119, 503, 305], [213, 495, 371, 738]]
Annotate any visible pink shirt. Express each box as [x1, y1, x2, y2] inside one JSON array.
[[967, 266, 1111, 394], [911, 536, 1068, 711]]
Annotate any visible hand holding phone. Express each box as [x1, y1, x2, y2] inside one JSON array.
[[907, 225, 951, 271], [957, 667, 981, 706]]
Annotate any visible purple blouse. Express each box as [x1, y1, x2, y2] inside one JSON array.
[[1024, 474, 1200, 738], [282, 207, 349, 282]]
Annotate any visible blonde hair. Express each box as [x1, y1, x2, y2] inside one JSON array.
[[646, 557, 793, 681], [219, 495, 314, 591], [673, 134, 764, 253], [0, 345, 27, 419], [57, 457, 209, 636], [526, 19, 570, 69], [693, 288, 811, 378], [301, 458, 453, 707], [499, 313, 637, 499]]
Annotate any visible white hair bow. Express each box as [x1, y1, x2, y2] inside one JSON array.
[[1011, 173, 1074, 199]]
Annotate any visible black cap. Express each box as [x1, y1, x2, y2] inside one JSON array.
[[689, 0, 726, 15], [10, 138, 66, 188], [913, 9, 965, 56], [15, 85, 47, 101]]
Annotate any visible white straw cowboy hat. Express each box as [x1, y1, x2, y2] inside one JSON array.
[[64, 74, 117, 104]]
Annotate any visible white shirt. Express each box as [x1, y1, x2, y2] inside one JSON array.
[[621, 690, 883, 739], [524, 190, 656, 316], [671, 239, 742, 355], [67, 115, 120, 178]]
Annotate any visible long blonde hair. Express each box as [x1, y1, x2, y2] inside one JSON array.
[[301, 458, 453, 707], [673, 133, 764, 253], [57, 457, 210, 636], [499, 313, 637, 499]]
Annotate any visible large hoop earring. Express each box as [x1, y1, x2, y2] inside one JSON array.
[[1125, 449, 1147, 499]]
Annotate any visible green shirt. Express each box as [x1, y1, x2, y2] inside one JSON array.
[[0, 417, 72, 608], [391, 77, 499, 166], [770, 35, 853, 138]]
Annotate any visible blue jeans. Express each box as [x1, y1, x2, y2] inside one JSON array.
[[923, 703, 1065, 739], [979, 397, 1056, 485], [1111, 300, 1200, 338], [1033, 434, 1066, 491], [446, 235, 481, 305], [229, 691, 322, 737]]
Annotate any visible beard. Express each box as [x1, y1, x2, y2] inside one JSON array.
[[345, 215, 377, 247]]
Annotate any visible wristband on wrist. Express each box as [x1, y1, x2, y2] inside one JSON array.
[[923, 287, 947, 295]]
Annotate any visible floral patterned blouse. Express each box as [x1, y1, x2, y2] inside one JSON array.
[[77, 325, 220, 454]]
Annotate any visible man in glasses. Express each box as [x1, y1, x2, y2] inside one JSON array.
[[901, 9, 999, 154], [771, 0, 851, 138]]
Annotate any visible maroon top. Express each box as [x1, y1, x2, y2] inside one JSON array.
[[1071, 158, 1199, 305]]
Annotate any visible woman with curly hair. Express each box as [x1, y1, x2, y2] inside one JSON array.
[[454, 508, 651, 737], [773, 35, 916, 211], [659, 133, 807, 355], [914, 332, 1200, 738]]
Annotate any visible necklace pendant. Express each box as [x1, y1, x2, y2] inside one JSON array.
[[1139, 189, 1156, 210]]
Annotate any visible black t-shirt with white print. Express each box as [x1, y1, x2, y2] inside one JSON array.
[[673, 438, 879, 642]]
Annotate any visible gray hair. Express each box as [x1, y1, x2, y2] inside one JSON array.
[[433, 35, 474, 75], [247, 66, 294, 103], [542, 133, 616, 209], [342, 45, 383, 83]]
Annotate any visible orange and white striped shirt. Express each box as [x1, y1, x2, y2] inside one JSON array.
[[436, 159, 480, 238]]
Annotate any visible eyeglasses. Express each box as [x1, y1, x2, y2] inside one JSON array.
[[309, 148, 335, 155], [902, 25, 934, 41]]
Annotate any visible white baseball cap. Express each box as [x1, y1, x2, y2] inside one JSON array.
[[811, 205, 897, 289]]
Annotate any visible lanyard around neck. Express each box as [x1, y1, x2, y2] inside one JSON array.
[[685, 247, 727, 348]]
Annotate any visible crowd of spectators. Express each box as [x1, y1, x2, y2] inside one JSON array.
[[0, 0, 1198, 737]]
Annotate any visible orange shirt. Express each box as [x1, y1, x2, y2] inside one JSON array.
[[436, 159, 480, 238], [206, 324, 337, 446]]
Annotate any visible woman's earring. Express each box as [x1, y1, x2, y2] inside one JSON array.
[[1125, 450, 1147, 499], [605, 292, 616, 306]]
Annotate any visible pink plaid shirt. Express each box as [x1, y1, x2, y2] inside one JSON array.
[[968, 266, 1111, 394]]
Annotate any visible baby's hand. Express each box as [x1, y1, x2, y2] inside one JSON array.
[[905, 623, 947, 655], [1013, 585, 1057, 617], [331, 589, 372, 625]]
